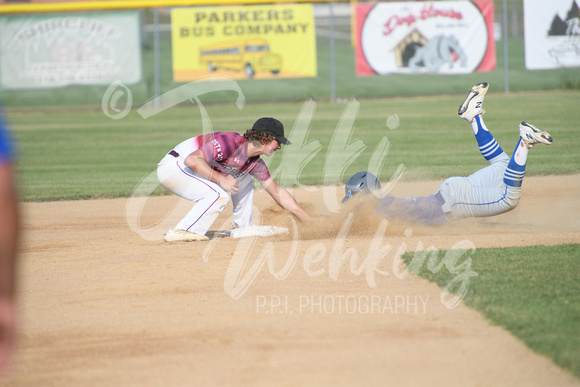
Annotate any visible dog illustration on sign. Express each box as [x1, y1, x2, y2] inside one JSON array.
[[407, 34, 467, 71]]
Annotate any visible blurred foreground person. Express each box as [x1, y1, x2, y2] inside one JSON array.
[[0, 106, 19, 373]]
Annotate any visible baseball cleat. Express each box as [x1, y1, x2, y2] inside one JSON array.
[[458, 82, 489, 123], [519, 121, 553, 149], [164, 229, 209, 242]]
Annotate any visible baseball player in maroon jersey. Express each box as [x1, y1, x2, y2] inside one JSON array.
[[157, 117, 313, 242]]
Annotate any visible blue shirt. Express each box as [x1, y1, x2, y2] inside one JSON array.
[[0, 109, 14, 163]]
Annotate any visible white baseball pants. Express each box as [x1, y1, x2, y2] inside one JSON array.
[[437, 152, 521, 219], [157, 153, 255, 235]]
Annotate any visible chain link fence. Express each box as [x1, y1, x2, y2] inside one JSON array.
[[0, 0, 578, 109]]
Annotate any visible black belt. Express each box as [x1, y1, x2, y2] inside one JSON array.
[[169, 150, 179, 158]]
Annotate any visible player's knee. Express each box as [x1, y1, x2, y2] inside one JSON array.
[[505, 197, 520, 210], [214, 191, 230, 210], [504, 187, 521, 209]]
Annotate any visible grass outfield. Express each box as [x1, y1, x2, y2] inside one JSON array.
[[402, 244, 580, 378], [5, 88, 579, 202], [4, 86, 580, 379]]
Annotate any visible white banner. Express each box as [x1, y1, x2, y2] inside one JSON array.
[[355, 1, 496, 75], [523, 0, 580, 70], [0, 12, 142, 89]]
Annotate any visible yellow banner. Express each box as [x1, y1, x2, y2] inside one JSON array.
[[171, 4, 317, 81]]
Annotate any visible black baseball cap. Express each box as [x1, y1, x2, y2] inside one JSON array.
[[252, 117, 291, 145]]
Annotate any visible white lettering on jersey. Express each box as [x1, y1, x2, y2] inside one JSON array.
[[211, 139, 224, 160]]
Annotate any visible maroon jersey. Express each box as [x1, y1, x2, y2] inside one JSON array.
[[173, 132, 271, 182]]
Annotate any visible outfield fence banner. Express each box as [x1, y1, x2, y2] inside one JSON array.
[[523, 0, 580, 70], [354, 1, 495, 76], [0, 11, 142, 89], [171, 4, 317, 81], [0, 0, 96, 3]]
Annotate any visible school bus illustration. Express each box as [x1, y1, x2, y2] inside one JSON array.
[[199, 38, 282, 78]]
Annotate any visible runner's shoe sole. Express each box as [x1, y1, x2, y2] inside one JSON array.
[[519, 121, 553, 148], [458, 82, 489, 122]]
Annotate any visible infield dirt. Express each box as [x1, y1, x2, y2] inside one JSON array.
[[1, 175, 579, 386]]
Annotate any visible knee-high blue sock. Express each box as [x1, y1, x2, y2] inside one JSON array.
[[503, 138, 528, 188], [471, 115, 504, 161]]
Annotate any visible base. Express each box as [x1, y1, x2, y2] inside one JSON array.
[[226, 226, 289, 238]]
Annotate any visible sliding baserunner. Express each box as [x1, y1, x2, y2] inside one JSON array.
[[342, 82, 553, 225]]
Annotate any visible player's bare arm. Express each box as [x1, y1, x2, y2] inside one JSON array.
[[183, 149, 239, 194], [0, 164, 18, 299], [261, 178, 313, 222], [0, 163, 19, 371]]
